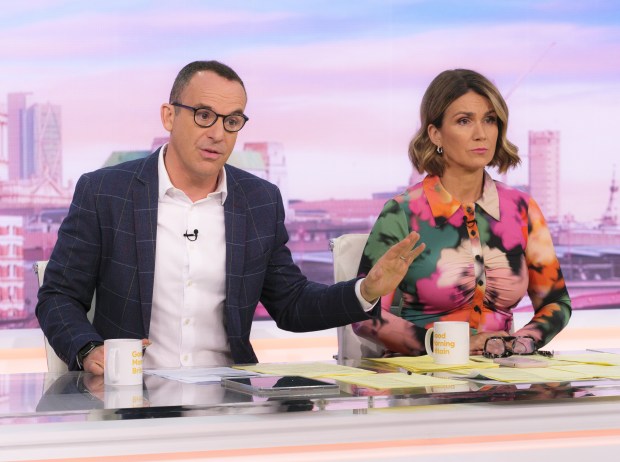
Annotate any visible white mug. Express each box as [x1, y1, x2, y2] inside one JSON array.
[[424, 321, 470, 365], [104, 384, 145, 409], [104, 339, 143, 386]]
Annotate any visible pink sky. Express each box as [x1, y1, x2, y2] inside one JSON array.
[[1, 5, 619, 223]]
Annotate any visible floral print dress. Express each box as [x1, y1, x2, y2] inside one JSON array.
[[357, 173, 571, 352]]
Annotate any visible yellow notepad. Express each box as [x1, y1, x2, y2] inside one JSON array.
[[550, 364, 620, 379], [371, 355, 499, 372], [334, 372, 468, 389], [551, 353, 620, 366], [479, 367, 591, 383], [234, 362, 375, 378]]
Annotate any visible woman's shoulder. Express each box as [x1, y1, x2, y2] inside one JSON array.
[[393, 180, 425, 203], [494, 179, 533, 205]]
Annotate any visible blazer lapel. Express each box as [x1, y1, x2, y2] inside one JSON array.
[[133, 151, 160, 336], [224, 165, 247, 336]]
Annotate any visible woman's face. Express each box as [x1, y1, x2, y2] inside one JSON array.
[[428, 91, 499, 175]]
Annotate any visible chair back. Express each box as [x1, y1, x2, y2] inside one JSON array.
[[34, 261, 96, 374], [330, 234, 384, 361]]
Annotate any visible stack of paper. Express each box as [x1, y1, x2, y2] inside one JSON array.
[[233, 362, 376, 378], [334, 372, 468, 390], [551, 353, 620, 366], [370, 355, 499, 374], [472, 353, 620, 383], [478, 367, 593, 383], [146, 367, 259, 383]]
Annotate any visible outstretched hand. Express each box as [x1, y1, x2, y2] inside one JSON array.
[[360, 231, 425, 302]]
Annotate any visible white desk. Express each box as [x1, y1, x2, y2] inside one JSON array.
[[2, 366, 620, 461]]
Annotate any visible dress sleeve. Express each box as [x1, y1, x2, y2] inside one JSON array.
[[358, 199, 410, 277], [514, 197, 572, 347]]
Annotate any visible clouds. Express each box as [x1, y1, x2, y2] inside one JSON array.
[[1, 1, 618, 221]]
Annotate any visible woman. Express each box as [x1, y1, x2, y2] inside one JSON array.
[[355, 69, 571, 355]]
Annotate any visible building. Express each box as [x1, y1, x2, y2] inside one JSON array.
[[7, 93, 28, 181], [529, 130, 560, 222], [23, 103, 63, 183], [102, 150, 151, 168], [7, 93, 63, 184], [243, 142, 289, 217], [0, 216, 25, 323]]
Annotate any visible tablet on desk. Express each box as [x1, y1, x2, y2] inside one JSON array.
[[220, 375, 340, 397]]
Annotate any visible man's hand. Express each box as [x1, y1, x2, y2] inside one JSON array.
[[83, 346, 105, 375], [360, 231, 425, 302], [83, 338, 151, 375]]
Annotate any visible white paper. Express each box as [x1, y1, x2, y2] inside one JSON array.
[[145, 367, 260, 383]]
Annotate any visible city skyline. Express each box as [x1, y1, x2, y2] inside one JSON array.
[[0, 1, 619, 223]]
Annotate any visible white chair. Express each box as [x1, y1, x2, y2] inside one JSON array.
[[34, 261, 96, 374], [330, 234, 384, 361]]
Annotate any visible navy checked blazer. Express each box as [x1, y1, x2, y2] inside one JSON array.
[[36, 150, 377, 370]]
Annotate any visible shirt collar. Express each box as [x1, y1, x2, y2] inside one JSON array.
[[423, 171, 500, 221], [157, 144, 228, 204]]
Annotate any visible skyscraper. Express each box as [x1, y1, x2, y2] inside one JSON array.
[[24, 103, 62, 182], [7, 92, 28, 181], [529, 130, 560, 222], [6, 94, 62, 183]]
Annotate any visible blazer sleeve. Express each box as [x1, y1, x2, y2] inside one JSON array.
[[258, 189, 379, 332], [36, 174, 104, 370]]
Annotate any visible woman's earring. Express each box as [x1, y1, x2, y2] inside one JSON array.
[[436, 146, 443, 155]]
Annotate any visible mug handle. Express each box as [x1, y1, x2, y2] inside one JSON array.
[[108, 348, 119, 384], [424, 328, 435, 356]]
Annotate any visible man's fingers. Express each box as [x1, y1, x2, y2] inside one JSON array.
[[395, 240, 425, 266], [405, 242, 425, 260], [392, 232, 423, 259], [85, 361, 104, 376]]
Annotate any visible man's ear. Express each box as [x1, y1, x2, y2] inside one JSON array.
[[161, 104, 174, 132]]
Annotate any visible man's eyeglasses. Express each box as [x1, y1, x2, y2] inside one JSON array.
[[171, 102, 249, 132], [483, 336, 553, 359]]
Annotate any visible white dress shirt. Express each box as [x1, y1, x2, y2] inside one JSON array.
[[144, 146, 232, 368], [144, 145, 375, 368]]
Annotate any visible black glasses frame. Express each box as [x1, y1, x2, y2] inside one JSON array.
[[171, 102, 249, 132], [483, 335, 554, 359]]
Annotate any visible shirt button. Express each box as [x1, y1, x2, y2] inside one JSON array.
[[475, 255, 483, 262], [184, 318, 190, 326], [187, 280, 192, 287], [478, 280, 484, 286], [470, 230, 477, 237]]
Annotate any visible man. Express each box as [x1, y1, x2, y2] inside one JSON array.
[[36, 61, 424, 375]]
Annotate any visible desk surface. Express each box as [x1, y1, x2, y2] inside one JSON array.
[[2, 359, 620, 461]]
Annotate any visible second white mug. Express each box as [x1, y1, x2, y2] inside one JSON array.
[[424, 321, 470, 365]]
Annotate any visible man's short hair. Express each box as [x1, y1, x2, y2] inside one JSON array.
[[169, 60, 245, 103]]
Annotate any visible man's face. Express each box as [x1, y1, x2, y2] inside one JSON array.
[[161, 70, 247, 195]]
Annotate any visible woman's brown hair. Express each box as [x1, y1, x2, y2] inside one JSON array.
[[409, 69, 520, 176]]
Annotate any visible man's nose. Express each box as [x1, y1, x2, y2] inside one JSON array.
[[206, 116, 226, 140]]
